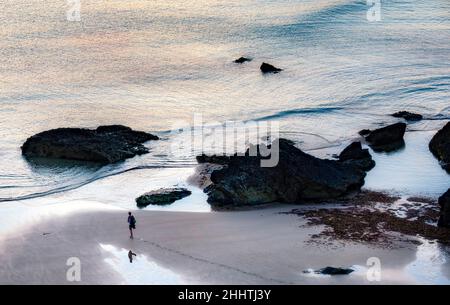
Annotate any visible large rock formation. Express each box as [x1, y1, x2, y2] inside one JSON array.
[[429, 122, 450, 173], [362, 123, 406, 152], [338, 142, 376, 171], [21, 125, 158, 164], [200, 139, 369, 208], [136, 188, 191, 208], [438, 189, 450, 228]]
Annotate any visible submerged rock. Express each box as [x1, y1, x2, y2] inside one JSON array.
[[21, 125, 158, 164], [362, 123, 406, 152], [260, 62, 282, 74], [338, 142, 375, 171], [316, 267, 354, 275], [135, 188, 192, 208], [234, 57, 252, 64], [392, 111, 423, 121], [429, 122, 450, 173], [196, 154, 232, 165], [201, 138, 368, 207], [438, 189, 450, 228]]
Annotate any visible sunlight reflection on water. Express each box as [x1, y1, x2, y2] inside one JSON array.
[[100, 243, 184, 285], [405, 239, 450, 285]]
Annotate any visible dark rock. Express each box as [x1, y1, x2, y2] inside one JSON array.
[[438, 189, 450, 228], [21, 125, 158, 164], [429, 122, 450, 173], [358, 129, 372, 137], [196, 154, 232, 165], [202, 138, 368, 207], [363, 123, 406, 152], [136, 188, 192, 208], [316, 267, 354, 275], [339, 142, 368, 161], [260, 62, 282, 74], [392, 111, 423, 121], [95, 125, 134, 133], [234, 57, 252, 64], [338, 142, 375, 171]]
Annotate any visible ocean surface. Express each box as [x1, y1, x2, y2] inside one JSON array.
[[0, 0, 449, 210]]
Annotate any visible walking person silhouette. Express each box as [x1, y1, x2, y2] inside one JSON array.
[[127, 212, 136, 239], [128, 250, 137, 263]]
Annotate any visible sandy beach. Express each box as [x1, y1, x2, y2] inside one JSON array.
[[1, 200, 448, 285]]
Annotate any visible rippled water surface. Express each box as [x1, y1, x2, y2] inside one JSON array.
[[0, 0, 449, 202]]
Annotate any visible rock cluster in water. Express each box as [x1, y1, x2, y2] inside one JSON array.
[[21, 125, 158, 164]]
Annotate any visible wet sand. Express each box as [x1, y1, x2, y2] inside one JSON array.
[[1, 202, 448, 285]]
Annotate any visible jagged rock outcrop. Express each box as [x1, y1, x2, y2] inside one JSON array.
[[199, 139, 368, 207]]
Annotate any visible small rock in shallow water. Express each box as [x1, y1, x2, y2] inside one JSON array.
[[260, 62, 282, 73], [136, 188, 192, 208], [392, 111, 423, 121], [234, 57, 252, 64], [363, 123, 406, 152], [315, 267, 354, 275]]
